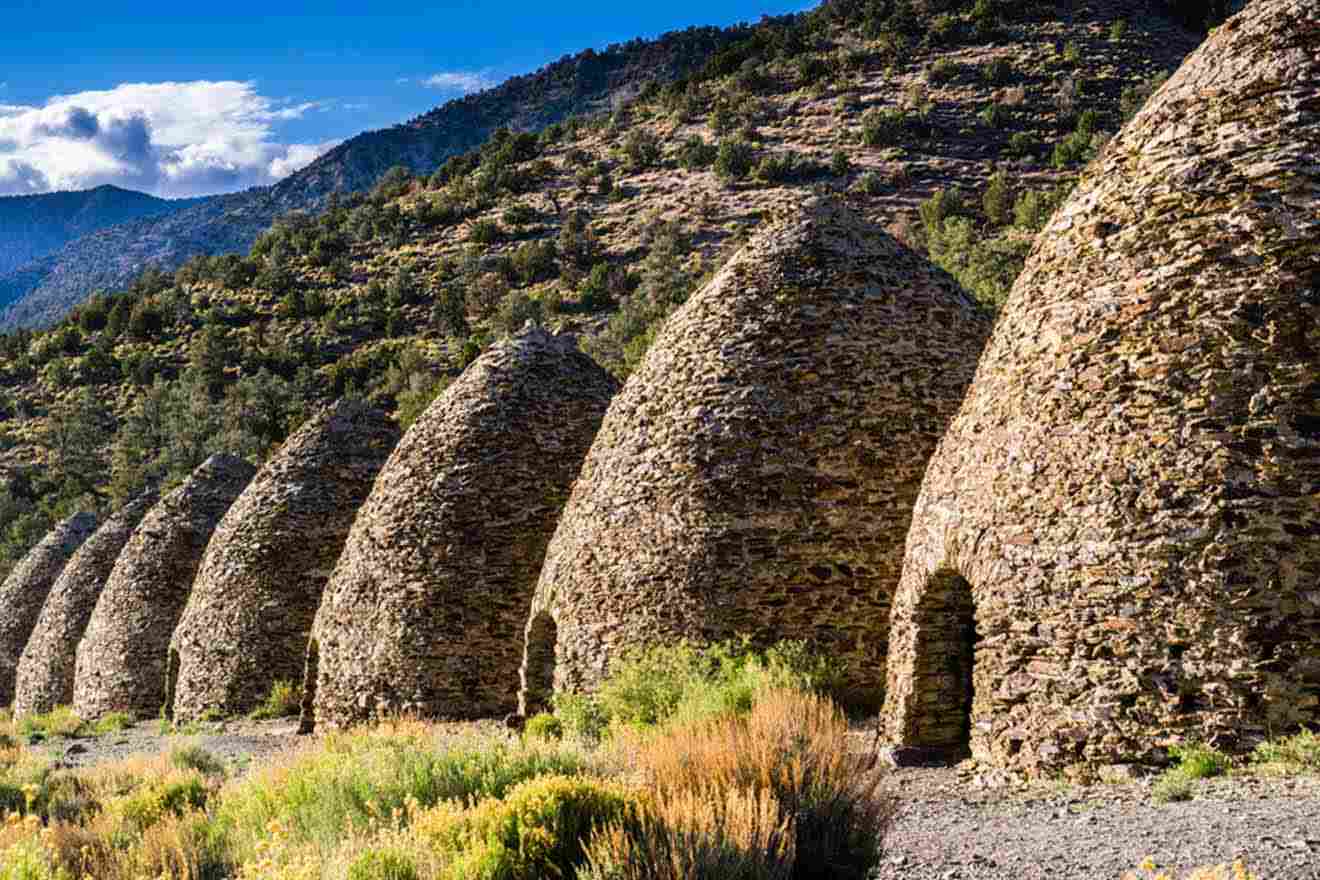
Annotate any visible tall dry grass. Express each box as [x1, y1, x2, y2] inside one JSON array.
[[587, 688, 893, 880]]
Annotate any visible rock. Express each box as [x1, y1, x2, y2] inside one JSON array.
[[0, 512, 98, 707], [170, 400, 398, 722], [306, 328, 617, 729], [13, 493, 156, 716], [73, 454, 256, 720], [883, 0, 1320, 775], [521, 197, 991, 714]]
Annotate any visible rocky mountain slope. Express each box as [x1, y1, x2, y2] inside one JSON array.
[[0, 0, 1202, 578], [0, 25, 755, 330]]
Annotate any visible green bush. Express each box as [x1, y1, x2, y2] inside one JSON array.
[[1152, 770, 1194, 804], [982, 57, 1011, 85], [172, 744, 226, 777], [926, 57, 959, 84], [1169, 742, 1231, 780], [1008, 131, 1036, 158], [524, 713, 564, 742], [714, 139, 755, 181], [677, 136, 717, 171], [250, 679, 301, 720], [860, 108, 908, 147], [591, 639, 847, 734], [1252, 729, 1320, 773], [422, 775, 638, 880], [348, 850, 421, 880], [978, 103, 1005, 127]]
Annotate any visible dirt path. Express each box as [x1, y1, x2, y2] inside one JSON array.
[[874, 767, 1320, 880]]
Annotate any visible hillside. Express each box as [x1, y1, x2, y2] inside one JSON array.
[[0, 24, 756, 330], [0, 186, 203, 288], [0, 0, 1202, 576]]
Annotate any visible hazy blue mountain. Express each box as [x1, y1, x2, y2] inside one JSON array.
[[0, 24, 746, 328]]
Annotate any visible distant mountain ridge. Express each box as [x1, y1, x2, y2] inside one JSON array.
[[0, 185, 204, 284], [0, 23, 754, 329]]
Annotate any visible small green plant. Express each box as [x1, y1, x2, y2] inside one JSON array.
[[171, 743, 226, 776], [829, 150, 850, 177], [853, 170, 885, 196], [1169, 742, 1231, 780], [91, 712, 134, 736], [860, 108, 908, 147], [1152, 770, 1194, 803], [978, 102, 1005, 127], [524, 713, 564, 742], [677, 135, 717, 171], [1062, 40, 1081, 64], [554, 693, 610, 744], [1251, 729, 1320, 774], [250, 679, 302, 719], [16, 706, 84, 741], [926, 58, 958, 84], [1109, 19, 1127, 41], [713, 139, 755, 182], [419, 775, 638, 880], [1007, 131, 1035, 158], [348, 849, 421, 880], [981, 58, 1011, 85]]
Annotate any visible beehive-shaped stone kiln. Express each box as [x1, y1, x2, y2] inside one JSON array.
[[884, 0, 1320, 774], [170, 400, 399, 722], [0, 512, 97, 707], [520, 198, 992, 715], [306, 327, 618, 728], [14, 493, 156, 716], [73, 454, 255, 719]]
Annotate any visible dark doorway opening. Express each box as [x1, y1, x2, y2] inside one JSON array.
[[520, 612, 558, 716], [163, 649, 180, 721], [905, 570, 979, 758], [298, 639, 319, 735]]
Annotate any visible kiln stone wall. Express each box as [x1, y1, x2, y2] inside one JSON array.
[[73, 454, 255, 720], [0, 512, 97, 707], [170, 400, 399, 722], [884, 0, 1320, 775], [306, 328, 618, 728], [523, 198, 991, 713], [14, 493, 156, 717]]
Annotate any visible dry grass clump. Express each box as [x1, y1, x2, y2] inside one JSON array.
[[588, 689, 893, 880], [1124, 857, 1259, 880]]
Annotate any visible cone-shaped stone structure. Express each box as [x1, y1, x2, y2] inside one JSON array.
[[170, 400, 399, 722], [73, 454, 255, 720], [521, 198, 991, 715], [0, 512, 97, 707], [14, 494, 157, 717], [884, 0, 1320, 775], [306, 328, 618, 729]]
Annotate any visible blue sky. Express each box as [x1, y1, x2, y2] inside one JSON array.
[[0, 0, 809, 198]]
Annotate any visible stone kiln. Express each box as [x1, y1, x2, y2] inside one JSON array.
[[884, 0, 1320, 774], [73, 454, 255, 720], [0, 512, 97, 708], [521, 198, 991, 714], [170, 400, 399, 722], [306, 328, 618, 729], [14, 493, 156, 716]]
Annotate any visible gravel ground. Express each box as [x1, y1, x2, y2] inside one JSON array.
[[874, 766, 1320, 880], [44, 717, 305, 771]]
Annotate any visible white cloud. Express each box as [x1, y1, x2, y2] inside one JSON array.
[[0, 81, 333, 198], [420, 71, 495, 94]]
